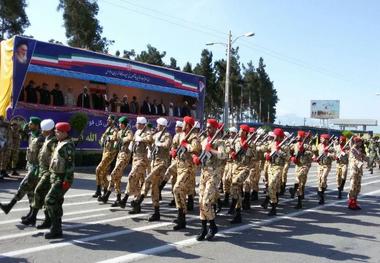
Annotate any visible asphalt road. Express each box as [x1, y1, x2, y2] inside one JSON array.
[[0, 163, 379, 263]]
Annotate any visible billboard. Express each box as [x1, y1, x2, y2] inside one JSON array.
[[310, 100, 340, 119]]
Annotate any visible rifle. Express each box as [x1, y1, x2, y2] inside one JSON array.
[[198, 123, 225, 166], [295, 131, 311, 160], [336, 136, 353, 160], [269, 132, 294, 158], [131, 124, 147, 153], [152, 126, 167, 160], [316, 139, 336, 163], [235, 131, 258, 159], [176, 125, 198, 159]]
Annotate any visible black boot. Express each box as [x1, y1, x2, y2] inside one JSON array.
[[206, 220, 218, 241], [128, 198, 141, 214], [100, 191, 112, 203], [111, 194, 122, 207], [92, 185, 101, 198], [228, 198, 238, 215], [173, 209, 186, 230], [251, 190, 259, 201], [230, 208, 242, 224], [187, 195, 194, 211], [0, 198, 17, 214], [279, 183, 286, 195], [1, 170, 10, 178], [219, 182, 224, 193], [37, 211, 51, 229], [294, 195, 303, 209], [21, 206, 32, 221], [242, 192, 251, 210], [318, 190, 325, 205], [261, 196, 270, 209], [22, 208, 39, 225], [289, 183, 298, 199], [216, 198, 223, 214], [11, 169, 19, 176], [119, 194, 129, 208], [268, 202, 277, 216], [148, 206, 160, 222], [169, 199, 176, 207], [196, 220, 208, 241], [45, 218, 62, 239], [97, 188, 108, 201], [158, 180, 167, 201], [222, 193, 230, 207]]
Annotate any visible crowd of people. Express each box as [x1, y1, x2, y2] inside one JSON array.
[[19, 81, 198, 118], [1, 113, 378, 241]]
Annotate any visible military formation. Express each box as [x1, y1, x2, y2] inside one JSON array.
[[0, 113, 379, 241]]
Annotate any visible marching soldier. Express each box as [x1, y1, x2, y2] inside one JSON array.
[[367, 136, 379, 174], [99, 116, 133, 206], [348, 136, 367, 210], [289, 131, 313, 209], [261, 128, 290, 216], [335, 136, 350, 199], [9, 120, 21, 176], [93, 115, 119, 198], [21, 119, 58, 226], [0, 118, 11, 178], [119, 116, 153, 212], [192, 119, 226, 241], [44, 122, 75, 239], [134, 117, 172, 221], [160, 121, 183, 207], [279, 132, 292, 195], [0, 117, 44, 219], [222, 127, 238, 206], [314, 134, 336, 205], [228, 124, 253, 223], [172, 116, 200, 230]]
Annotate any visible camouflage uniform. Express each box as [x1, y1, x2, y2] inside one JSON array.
[[348, 144, 366, 203], [0, 121, 11, 174], [335, 143, 349, 198], [367, 138, 378, 173], [9, 123, 21, 172], [279, 149, 291, 194], [45, 137, 75, 237], [95, 125, 118, 195], [222, 135, 236, 205]]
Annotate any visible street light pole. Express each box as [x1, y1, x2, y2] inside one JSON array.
[[224, 30, 232, 127]]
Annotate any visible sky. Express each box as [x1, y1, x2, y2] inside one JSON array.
[[24, 0, 380, 131]]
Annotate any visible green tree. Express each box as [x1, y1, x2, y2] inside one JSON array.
[[0, 0, 30, 40], [135, 44, 166, 66], [183, 62, 193, 73], [242, 61, 259, 121], [57, 0, 113, 52], [194, 49, 221, 119], [168, 57, 180, 70]]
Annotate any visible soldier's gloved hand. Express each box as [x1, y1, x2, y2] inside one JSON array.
[[205, 143, 212, 152], [180, 140, 188, 148], [341, 151, 346, 156], [192, 154, 201, 165], [265, 153, 271, 161], [291, 156, 298, 164], [230, 151, 237, 160], [135, 135, 142, 142], [312, 156, 318, 162], [170, 149, 177, 158], [155, 141, 163, 147], [62, 181, 71, 191]]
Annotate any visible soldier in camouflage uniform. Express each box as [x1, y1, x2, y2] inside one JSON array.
[[0, 118, 11, 178], [314, 134, 336, 205], [160, 121, 183, 206], [99, 116, 133, 207], [261, 128, 289, 216], [21, 119, 58, 226], [44, 122, 75, 239], [222, 127, 238, 207], [335, 136, 350, 199], [367, 136, 379, 174], [93, 115, 119, 198], [228, 124, 253, 224], [119, 116, 153, 212], [279, 133, 292, 196], [134, 117, 172, 221], [192, 119, 226, 241], [289, 131, 313, 209], [9, 120, 21, 176], [348, 137, 367, 210], [0, 117, 44, 219], [172, 116, 201, 230]]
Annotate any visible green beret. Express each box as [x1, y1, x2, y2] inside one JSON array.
[[29, 116, 41, 125], [118, 116, 128, 125], [108, 114, 116, 121]]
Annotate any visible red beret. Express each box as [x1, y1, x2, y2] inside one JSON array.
[[207, 118, 219, 129], [273, 128, 284, 137], [339, 136, 346, 142], [183, 116, 195, 127], [240, 124, 250, 133], [320, 134, 330, 140], [249, 127, 256, 133], [55, 122, 71, 133], [297, 131, 305, 137]]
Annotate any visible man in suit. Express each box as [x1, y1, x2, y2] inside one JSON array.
[[130, 96, 139, 114], [141, 96, 152, 115], [77, 86, 91, 109]]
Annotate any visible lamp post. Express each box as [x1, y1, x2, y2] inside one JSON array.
[[207, 31, 254, 127]]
